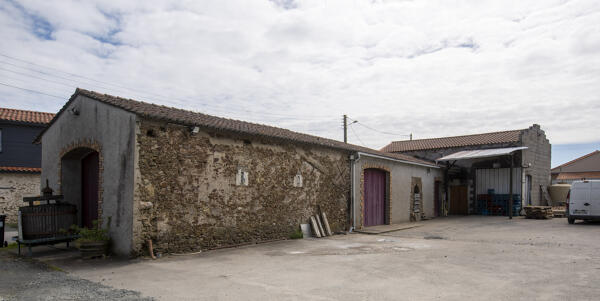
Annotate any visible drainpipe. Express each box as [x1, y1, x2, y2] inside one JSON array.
[[349, 152, 361, 232]]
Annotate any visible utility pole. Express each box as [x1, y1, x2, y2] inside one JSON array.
[[343, 114, 348, 143]]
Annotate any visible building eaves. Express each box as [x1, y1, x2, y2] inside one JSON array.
[[0, 166, 42, 173], [556, 171, 600, 180], [0, 107, 55, 125], [36, 88, 438, 168], [380, 129, 524, 153]]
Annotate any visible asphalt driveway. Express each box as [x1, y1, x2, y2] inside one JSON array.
[[32, 216, 598, 301]]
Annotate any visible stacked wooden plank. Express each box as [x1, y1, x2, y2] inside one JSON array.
[[310, 212, 333, 238], [523, 206, 554, 219], [552, 206, 566, 218]]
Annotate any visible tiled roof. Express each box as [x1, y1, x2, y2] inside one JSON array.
[[38, 88, 437, 168], [0, 107, 54, 124], [556, 171, 600, 180], [0, 166, 41, 173], [381, 129, 524, 153], [551, 150, 600, 172]]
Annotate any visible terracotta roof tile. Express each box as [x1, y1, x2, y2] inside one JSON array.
[[556, 171, 600, 180], [38, 88, 438, 168], [381, 130, 524, 153], [0, 107, 54, 124], [0, 166, 41, 173], [551, 150, 600, 172]]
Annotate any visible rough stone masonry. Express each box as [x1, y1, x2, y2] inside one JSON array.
[[132, 120, 350, 255], [0, 173, 40, 224]]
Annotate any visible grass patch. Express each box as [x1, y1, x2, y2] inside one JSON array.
[[289, 228, 303, 239], [1, 242, 18, 250], [46, 263, 65, 272], [6, 222, 18, 228]]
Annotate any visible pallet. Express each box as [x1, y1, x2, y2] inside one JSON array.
[[523, 206, 553, 219]]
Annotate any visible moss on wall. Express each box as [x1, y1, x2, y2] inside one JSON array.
[[134, 120, 350, 254]]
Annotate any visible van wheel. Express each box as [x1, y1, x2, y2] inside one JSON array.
[[568, 218, 575, 224]]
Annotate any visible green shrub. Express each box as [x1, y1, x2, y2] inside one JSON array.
[[289, 228, 303, 239], [70, 220, 110, 243]]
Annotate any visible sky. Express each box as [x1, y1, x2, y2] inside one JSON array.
[[0, 0, 598, 167]]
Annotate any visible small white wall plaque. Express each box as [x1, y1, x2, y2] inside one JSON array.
[[236, 168, 249, 186], [293, 173, 303, 187]]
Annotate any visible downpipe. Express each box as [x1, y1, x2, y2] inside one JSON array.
[[349, 152, 361, 232]]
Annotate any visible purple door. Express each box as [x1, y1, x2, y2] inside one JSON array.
[[364, 169, 386, 226], [81, 151, 99, 229]]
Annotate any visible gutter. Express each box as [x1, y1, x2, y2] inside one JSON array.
[[356, 152, 439, 169]]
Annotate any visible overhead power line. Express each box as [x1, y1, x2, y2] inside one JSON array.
[[0, 81, 341, 138], [0, 66, 78, 89], [0, 82, 65, 99], [349, 123, 368, 147], [0, 52, 335, 121], [347, 116, 411, 137]]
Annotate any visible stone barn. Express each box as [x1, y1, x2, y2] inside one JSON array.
[[38, 88, 440, 256]]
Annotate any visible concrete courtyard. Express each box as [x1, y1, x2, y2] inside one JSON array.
[[7, 216, 600, 300]]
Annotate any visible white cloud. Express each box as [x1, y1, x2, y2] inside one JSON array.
[[0, 0, 599, 149]]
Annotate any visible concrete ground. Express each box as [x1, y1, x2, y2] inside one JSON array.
[[8, 216, 600, 300], [0, 250, 153, 300]]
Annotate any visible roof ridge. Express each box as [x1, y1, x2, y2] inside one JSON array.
[[0, 107, 55, 115], [391, 128, 525, 143], [0, 107, 55, 124], [552, 150, 600, 170], [40, 88, 438, 168], [80, 89, 291, 132]]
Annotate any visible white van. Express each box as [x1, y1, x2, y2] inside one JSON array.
[[567, 180, 600, 224]]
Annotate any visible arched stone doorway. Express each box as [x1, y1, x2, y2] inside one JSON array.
[[61, 147, 100, 228]]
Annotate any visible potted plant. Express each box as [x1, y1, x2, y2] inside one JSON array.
[[71, 220, 110, 259]]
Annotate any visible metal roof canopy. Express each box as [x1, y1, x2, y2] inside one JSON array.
[[436, 146, 528, 162]]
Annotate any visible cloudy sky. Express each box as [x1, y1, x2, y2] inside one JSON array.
[[1, 0, 599, 166]]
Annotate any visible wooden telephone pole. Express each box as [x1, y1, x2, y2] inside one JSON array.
[[343, 114, 348, 143]]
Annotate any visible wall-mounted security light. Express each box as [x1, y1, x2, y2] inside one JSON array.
[[69, 107, 80, 116], [190, 126, 200, 134]]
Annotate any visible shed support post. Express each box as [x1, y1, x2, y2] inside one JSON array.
[[444, 162, 450, 216], [509, 154, 514, 220]]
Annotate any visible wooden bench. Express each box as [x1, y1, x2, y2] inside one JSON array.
[[16, 235, 79, 257]]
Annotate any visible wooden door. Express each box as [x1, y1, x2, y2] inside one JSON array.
[[364, 169, 386, 226], [81, 152, 99, 228], [449, 185, 468, 215]]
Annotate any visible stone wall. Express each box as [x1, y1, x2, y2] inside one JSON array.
[[0, 172, 40, 223], [133, 120, 350, 254]]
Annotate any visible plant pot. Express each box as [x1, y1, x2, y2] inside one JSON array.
[[77, 240, 109, 259]]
